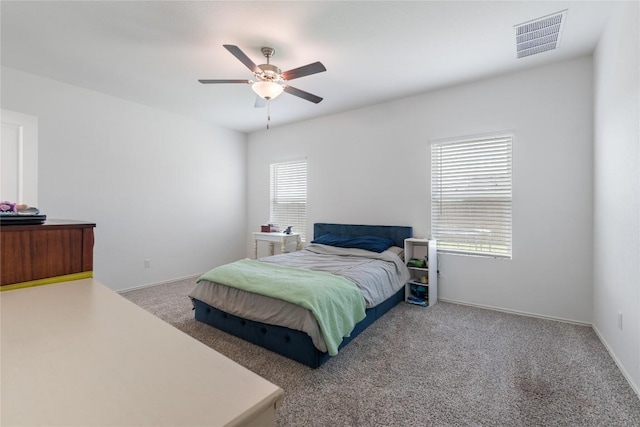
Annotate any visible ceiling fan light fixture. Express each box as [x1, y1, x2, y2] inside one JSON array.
[[199, 44, 325, 106], [252, 81, 284, 100]]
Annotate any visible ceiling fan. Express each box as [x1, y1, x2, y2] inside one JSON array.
[[199, 44, 326, 107]]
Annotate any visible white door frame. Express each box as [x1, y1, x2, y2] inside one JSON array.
[[1, 109, 38, 205]]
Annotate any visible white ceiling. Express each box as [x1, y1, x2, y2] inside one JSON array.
[[1, 1, 616, 133]]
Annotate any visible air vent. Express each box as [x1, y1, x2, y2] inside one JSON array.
[[515, 10, 567, 59]]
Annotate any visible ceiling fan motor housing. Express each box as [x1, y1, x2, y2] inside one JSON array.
[[257, 63, 282, 81]]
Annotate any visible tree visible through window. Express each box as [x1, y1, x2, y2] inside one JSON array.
[[270, 159, 307, 241], [431, 135, 512, 258]]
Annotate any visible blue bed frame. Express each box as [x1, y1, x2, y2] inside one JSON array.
[[192, 223, 413, 368]]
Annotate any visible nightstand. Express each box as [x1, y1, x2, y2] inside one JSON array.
[[404, 238, 438, 307], [252, 232, 302, 259]]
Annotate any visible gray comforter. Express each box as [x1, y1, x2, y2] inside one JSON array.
[[189, 244, 409, 353], [262, 243, 409, 308]]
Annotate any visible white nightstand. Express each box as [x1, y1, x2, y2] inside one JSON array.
[[252, 232, 302, 259]]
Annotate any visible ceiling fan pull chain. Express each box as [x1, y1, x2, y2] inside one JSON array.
[[267, 101, 271, 130]]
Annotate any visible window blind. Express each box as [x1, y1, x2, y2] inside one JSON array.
[[270, 159, 307, 241], [431, 135, 512, 258]]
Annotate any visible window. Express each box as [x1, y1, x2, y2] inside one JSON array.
[[431, 135, 512, 258], [270, 159, 307, 241]]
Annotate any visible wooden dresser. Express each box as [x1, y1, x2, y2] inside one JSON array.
[[1, 219, 95, 289]]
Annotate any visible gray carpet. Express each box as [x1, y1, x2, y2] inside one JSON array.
[[121, 278, 640, 426]]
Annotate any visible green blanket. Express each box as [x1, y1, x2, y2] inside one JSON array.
[[198, 259, 366, 356]]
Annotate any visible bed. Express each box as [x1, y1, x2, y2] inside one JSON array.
[[189, 223, 412, 368]]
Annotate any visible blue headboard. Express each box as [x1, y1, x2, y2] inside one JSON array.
[[313, 223, 413, 248]]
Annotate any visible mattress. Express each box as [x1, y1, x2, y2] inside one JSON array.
[[189, 243, 409, 353]]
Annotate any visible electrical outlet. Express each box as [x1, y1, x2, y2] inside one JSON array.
[[144, 259, 151, 269], [618, 312, 623, 330]]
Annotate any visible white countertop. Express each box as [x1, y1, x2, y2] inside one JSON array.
[[0, 279, 284, 426]]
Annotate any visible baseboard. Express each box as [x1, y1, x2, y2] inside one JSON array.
[[438, 297, 592, 327], [592, 325, 640, 400], [117, 273, 201, 294]]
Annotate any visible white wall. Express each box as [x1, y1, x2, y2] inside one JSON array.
[[593, 2, 640, 395], [248, 56, 594, 323], [1, 67, 248, 291]]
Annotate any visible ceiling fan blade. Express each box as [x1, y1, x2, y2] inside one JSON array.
[[283, 85, 323, 104], [282, 62, 326, 81], [198, 79, 250, 84], [254, 96, 266, 108], [223, 44, 261, 74]]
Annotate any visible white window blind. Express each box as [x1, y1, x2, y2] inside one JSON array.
[[270, 159, 307, 241], [431, 135, 512, 258]]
